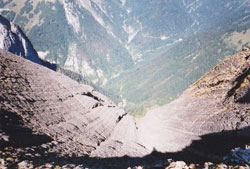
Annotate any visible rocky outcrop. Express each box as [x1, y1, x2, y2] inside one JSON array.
[[0, 15, 56, 70], [0, 15, 41, 64]]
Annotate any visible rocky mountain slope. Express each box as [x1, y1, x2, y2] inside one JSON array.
[[0, 44, 249, 168], [0, 14, 121, 108], [1, 0, 249, 115], [0, 15, 41, 64], [0, 49, 148, 159], [0, 15, 57, 70], [137, 45, 250, 153]]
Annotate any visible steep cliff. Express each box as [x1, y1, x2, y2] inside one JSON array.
[[0, 15, 57, 70], [0, 15, 42, 64]]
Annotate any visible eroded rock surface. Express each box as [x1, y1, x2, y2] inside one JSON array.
[[0, 49, 148, 158], [137, 45, 250, 154]]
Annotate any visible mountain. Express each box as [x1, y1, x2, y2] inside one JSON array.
[[0, 14, 42, 64], [0, 44, 249, 168], [0, 0, 249, 115], [0, 14, 57, 70]]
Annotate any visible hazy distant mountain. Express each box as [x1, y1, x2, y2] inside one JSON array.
[[1, 0, 249, 115]]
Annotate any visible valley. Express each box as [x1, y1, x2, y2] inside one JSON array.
[[0, 3, 250, 167], [0, 0, 250, 115]]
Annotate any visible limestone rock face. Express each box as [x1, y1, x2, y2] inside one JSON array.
[[0, 15, 42, 65], [0, 49, 148, 158], [137, 45, 250, 153]]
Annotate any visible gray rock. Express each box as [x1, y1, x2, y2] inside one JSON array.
[[0, 49, 148, 158], [137, 45, 250, 153]]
